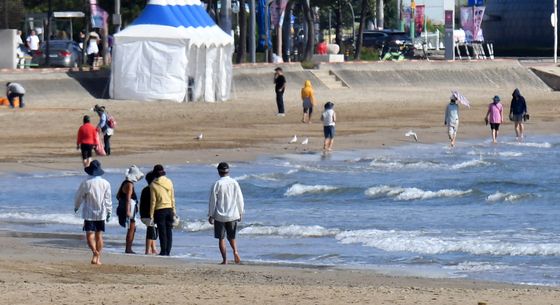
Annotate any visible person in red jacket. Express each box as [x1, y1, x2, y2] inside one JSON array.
[[77, 115, 99, 167]]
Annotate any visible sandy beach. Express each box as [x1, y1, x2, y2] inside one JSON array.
[[1, 61, 560, 304]]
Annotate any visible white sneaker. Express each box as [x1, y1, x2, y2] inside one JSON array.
[[276, 113, 285, 117]]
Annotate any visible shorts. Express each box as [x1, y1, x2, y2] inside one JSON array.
[[490, 123, 500, 131], [511, 114, 524, 122], [83, 220, 105, 232], [80, 144, 94, 160], [146, 226, 158, 240], [448, 124, 458, 139], [303, 98, 313, 114], [214, 220, 238, 240], [323, 125, 335, 139]]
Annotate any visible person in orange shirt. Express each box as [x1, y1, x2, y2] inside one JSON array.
[[301, 80, 317, 123], [77, 115, 99, 167]]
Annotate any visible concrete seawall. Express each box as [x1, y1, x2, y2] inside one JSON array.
[[0, 60, 552, 102]]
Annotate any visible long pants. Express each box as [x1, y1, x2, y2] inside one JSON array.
[[154, 208, 174, 256], [276, 91, 285, 114], [104, 134, 111, 155], [8, 93, 24, 108]]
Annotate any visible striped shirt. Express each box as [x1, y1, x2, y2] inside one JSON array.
[[74, 176, 112, 221]]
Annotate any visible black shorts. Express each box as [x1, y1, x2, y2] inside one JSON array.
[[146, 226, 158, 240], [323, 126, 335, 139], [214, 220, 238, 240], [81, 144, 94, 160], [83, 220, 105, 232], [490, 123, 500, 131]]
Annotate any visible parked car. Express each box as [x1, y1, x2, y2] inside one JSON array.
[[360, 30, 412, 47], [31, 40, 83, 68]]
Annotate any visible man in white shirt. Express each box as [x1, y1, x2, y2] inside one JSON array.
[[208, 162, 245, 264], [74, 160, 112, 265], [26, 30, 40, 52]]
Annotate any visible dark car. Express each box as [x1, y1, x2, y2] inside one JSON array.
[[31, 40, 83, 68], [361, 30, 414, 49]]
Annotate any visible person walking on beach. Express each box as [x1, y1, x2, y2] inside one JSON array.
[[150, 164, 177, 256], [6, 82, 26, 108], [444, 95, 460, 147], [301, 80, 316, 123], [74, 160, 112, 265], [321, 102, 336, 151], [509, 88, 528, 141], [208, 162, 245, 264], [485, 95, 504, 144], [77, 115, 99, 167], [116, 165, 144, 254], [93, 105, 112, 155], [274, 67, 286, 116], [139, 171, 158, 255]]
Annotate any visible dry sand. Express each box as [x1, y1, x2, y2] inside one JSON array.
[[1, 62, 560, 304]]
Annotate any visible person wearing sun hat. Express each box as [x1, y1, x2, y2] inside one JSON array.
[[208, 162, 245, 264], [485, 95, 504, 144], [74, 160, 112, 265], [116, 165, 144, 254]]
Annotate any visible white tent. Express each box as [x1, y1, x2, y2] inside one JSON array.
[[110, 0, 234, 102]]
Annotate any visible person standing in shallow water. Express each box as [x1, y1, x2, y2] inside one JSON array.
[[74, 160, 112, 265], [76, 115, 99, 167], [274, 67, 286, 116], [139, 171, 158, 255], [117, 165, 144, 254], [509, 88, 528, 141], [321, 102, 336, 151], [208, 162, 245, 264], [444, 95, 460, 147], [485, 95, 504, 144]]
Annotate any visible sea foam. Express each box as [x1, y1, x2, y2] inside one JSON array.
[[365, 185, 472, 201], [240, 224, 340, 238], [284, 183, 338, 197]]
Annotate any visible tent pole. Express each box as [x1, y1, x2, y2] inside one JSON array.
[[250, 0, 256, 62], [219, 0, 232, 35]]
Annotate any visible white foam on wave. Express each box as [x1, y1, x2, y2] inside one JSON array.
[[444, 261, 515, 272], [284, 183, 338, 197], [27, 171, 82, 179], [369, 159, 441, 170], [507, 142, 552, 149], [184, 220, 213, 232], [498, 151, 523, 157], [0, 212, 122, 227], [240, 224, 340, 238], [235, 173, 280, 182], [486, 191, 527, 203], [451, 159, 490, 170], [335, 229, 560, 256], [365, 185, 472, 201]]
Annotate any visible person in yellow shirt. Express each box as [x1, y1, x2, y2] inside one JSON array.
[[301, 80, 317, 123], [149, 164, 176, 256]]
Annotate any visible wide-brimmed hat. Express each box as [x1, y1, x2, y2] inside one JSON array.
[[274, 67, 283, 72], [125, 165, 144, 182], [217, 162, 229, 173], [85, 160, 104, 176]]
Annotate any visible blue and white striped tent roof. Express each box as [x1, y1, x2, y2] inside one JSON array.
[[114, 0, 233, 47]]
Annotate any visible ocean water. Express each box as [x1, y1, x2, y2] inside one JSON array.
[[1, 135, 559, 286]]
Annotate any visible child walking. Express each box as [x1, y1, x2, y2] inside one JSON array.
[[321, 102, 336, 151]]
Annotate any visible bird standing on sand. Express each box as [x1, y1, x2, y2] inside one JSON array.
[[195, 133, 203, 140], [301, 138, 309, 145], [405, 130, 418, 142], [289, 135, 298, 143]]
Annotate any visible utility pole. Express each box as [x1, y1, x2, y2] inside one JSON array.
[[114, 0, 121, 33], [555, 0, 558, 63], [46, 0, 52, 66], [219, 0, 232, 35], [249, 0, 255, 62]]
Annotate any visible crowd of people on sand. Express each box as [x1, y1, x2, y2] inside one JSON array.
[[444, 88, 528, 147], [275, 67, 528, 152], [74, 104, 245, 265]]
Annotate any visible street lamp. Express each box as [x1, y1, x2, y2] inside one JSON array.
[[555, 0, 558, 63]]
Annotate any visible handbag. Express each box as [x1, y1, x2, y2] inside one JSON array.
[[523, 113, 530, 121], [172, 215, 181, 228]]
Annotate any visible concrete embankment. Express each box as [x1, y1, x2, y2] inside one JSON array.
[[0, 60, 554, 102]]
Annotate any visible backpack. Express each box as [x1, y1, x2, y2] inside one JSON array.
[[107, 113, 117, 129]]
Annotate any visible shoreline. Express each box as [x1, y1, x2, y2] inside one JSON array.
[[1, 230, 559, 305]]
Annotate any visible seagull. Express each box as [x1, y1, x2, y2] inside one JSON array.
[[194, 133, 203, 140], [289, 135, 298, 143], [301, 138, 309, 145], [405, 130, 418, 142]]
